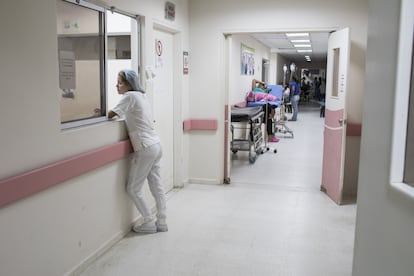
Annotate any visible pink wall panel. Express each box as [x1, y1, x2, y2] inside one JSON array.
[[0, 140, 133, 208], [346, 123, 362, 136], [321, 127, 343, 204], [183, 119, 218, 131]]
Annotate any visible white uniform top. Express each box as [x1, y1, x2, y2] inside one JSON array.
[[112, 91, 160, 151]]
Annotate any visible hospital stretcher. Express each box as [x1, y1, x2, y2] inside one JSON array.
[[230, 106, 266, 163], [246, 84, 294, 139]]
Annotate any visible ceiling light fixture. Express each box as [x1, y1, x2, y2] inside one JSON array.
[[297, 49, 313, 53], [291, 39, 310, 43], [286, 32, 309, 37], [293, 44, 311, 48]]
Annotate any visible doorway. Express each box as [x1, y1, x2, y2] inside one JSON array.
[[224, 29, 353, 205]]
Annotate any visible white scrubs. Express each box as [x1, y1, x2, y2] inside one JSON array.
[[112, 91, 166, 224]]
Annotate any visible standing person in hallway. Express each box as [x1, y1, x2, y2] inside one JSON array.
[[289, 76, 300, 121], [108, 69, 167, 234]]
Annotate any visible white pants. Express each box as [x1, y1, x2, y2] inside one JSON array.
[[127, 143, 166, 223]]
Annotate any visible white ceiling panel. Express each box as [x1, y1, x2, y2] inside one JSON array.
[[250, 31, 329, 64]]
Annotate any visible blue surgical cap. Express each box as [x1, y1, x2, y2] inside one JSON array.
[[123, 69, 144, 92]]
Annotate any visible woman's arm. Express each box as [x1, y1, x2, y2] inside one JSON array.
[[108, 110, 118, 119]]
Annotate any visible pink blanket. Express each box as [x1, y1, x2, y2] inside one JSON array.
[[246, 91, 278, 102]]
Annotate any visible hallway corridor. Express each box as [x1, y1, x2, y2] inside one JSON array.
[[79, 103, 356, 276]]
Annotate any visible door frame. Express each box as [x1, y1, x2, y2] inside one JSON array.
[[222, 27, 341, 182], [152, 22, 184, 188]]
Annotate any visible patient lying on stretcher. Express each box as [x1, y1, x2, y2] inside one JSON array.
[[246, 90, 279, 102]]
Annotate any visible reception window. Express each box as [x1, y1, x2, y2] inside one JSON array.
[[56, 0, 140, 129]]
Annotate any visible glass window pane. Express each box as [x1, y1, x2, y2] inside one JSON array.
[[56, 0, 105, 123], [331, 48, 340, 97], [107, 11, 139, 110]]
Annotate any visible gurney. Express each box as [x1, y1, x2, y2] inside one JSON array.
[[245, 84, 293, 139], [230, 106, 266, 163]]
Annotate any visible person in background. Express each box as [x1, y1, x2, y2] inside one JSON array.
[[289, 76, 300, 121], [317, 76, 323, 100], [283, 83, 292, 114], [108, 69, 167, 234], [263, 103, 279, 143]]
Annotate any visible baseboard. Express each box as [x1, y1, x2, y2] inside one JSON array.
[[188, 178, 221, 185], [65, 189, 181, 275], [64, 229, 128, 276]]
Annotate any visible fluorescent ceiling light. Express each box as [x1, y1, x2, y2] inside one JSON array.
[[291, 39, 310, 43], [286, 32, 309, 37], [297, 49, 313, 53], [293, 44, 311, 48]]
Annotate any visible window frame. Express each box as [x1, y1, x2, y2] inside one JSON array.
[[58, 0, 107, 129], [58, 0, 141, 130], [390, 0, 414, 199]]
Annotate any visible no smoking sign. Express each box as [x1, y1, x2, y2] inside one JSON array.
[[156, 39, 163, 56]]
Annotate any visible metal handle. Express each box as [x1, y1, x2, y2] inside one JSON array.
[[338, 118, 347, 126]]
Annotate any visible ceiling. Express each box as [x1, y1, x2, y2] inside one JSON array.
[[250, 32, 330, 65]]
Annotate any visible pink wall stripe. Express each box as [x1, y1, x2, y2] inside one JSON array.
[[0, 140, 133, 208], [346, 123, 362, 136], [183, 119, 218, 131]]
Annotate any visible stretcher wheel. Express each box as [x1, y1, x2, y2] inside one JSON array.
[[223, 177, 231, 184], [273, 149, 277, 153], [232, 149, 238, 153], [249, 155, 256, 164]]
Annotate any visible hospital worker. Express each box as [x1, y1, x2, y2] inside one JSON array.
[[108, 69, 167, 234], [289, 76, 300, 121]]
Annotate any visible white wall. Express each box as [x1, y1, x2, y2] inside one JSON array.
[[0, 0, 189, 275], [353, 0, 414, 275], [229, 34, 271, 106], [188, 0, 368, 183], [274, 53, 291, 85]]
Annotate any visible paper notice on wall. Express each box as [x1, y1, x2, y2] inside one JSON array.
[[59, 50, 76, 91]]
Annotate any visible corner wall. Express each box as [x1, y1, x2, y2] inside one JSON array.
[[353, 0, 414, 275]]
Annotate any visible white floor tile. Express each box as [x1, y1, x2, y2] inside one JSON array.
[[79, 103, 356, 276]]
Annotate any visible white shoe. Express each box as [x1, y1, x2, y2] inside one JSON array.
[[156, 221, 168, 232], [133, 221, 157, 234]]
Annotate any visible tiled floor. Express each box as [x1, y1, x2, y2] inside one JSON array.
[[79, 102, 356, 276]]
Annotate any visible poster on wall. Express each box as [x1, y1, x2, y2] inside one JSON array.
[[183, 51, 189, 74], [241, 43, 255, 75]]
